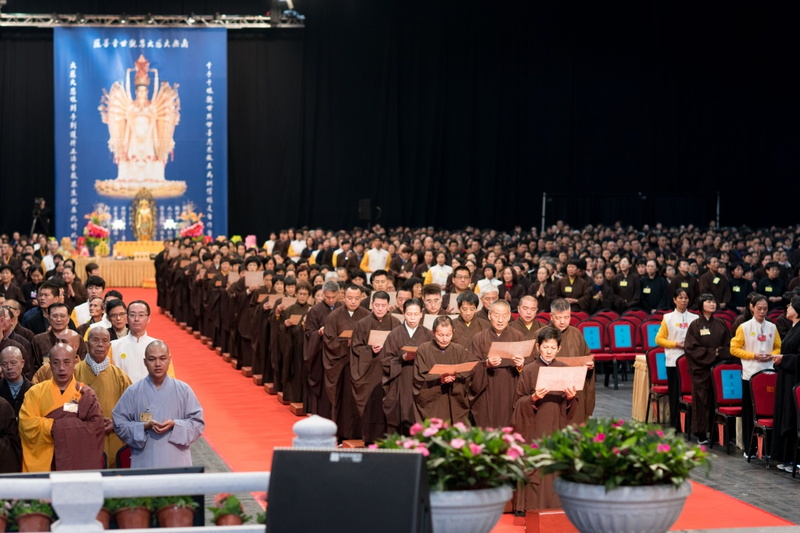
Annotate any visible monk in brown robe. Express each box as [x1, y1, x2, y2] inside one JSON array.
[[555, 259, 590, 313], [414, 316, 471, 424], [383, 298, 433, 436], [350, 291, 401, 443], [512, 326, 578, 510], [469, 300, 530, 428], [323, 284, 370, 441], [509, 295, 543, 341], [278, 281, 313, 403], [539, 299, 594, 423], [303, 281, 339, 417], [451, 292, 490, 348], [250, 272, 277, 380]]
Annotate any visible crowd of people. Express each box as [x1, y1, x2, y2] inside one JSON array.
[[1, 220, 799, 509], [0, 232, 205, 473], [155, 221, 800, 507]]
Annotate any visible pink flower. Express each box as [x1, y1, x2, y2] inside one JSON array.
[[429, 418, 444, 428], [612, 420, 624, 428], [449, 438, 466, 449], [530, 442, 538, 449], [506, 443, 524, 460], [422, 427, 439, 437], [453, 422, 468, 432], [513, 432, 525, 442], [409, 423, 423, 436], [612, 447, 621, 455], [214, 493, 231, 506], [657, 444, 671, 453], [593, 433, 606, 443], [502, 426, 514, 433], [402, 439, 420, 449], [367, 444, 378, 449], [469, 443, 483, 455], [503, 434, 516, 444], [416, 446, 430, 457], [656, 430, 665, 437], [700, 445, 707, 452]]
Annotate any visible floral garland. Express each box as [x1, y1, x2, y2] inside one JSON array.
[[83, 204, 111, 256], [178, 202, 205, 240]]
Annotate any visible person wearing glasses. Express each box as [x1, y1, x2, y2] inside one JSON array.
[[110, 300, 174, 382], [104, 300, 128, 340]]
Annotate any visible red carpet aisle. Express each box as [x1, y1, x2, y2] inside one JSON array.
[[124, 288, 298, 472], [123, 288, 793, 532]]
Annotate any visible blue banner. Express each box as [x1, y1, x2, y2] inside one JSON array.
[[54, 27, 227, 244]]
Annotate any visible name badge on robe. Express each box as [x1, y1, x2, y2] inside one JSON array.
[[733, 286, 741, 292], [643, 287, 651, 294], [700, 327, 711, 336], [140, 412, 153, 422], [757, 334, 767, 342], [63, 402, 78, 413], [619, 280, 628, 287], [713, 277, 720, 284], [564, 286, 573, 293], [765, 286, 773, 293], [681, 282, 688, 288]]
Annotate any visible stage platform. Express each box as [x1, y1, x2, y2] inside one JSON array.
[[74, 257, 154, 287]]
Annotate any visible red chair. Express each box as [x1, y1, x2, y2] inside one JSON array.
[[711, 362, 743, 454], [748, 370, 777, 466], [569, 316, 581, 327], [676, 355, 693, 438], [594, 310, 619, 321], [572, 311, 589, 322], [591, 314, 612, 328], [577, 320, 614, 389], [792, 383, 800, 478], [535, 311, 551, 325], [607, 319, 640, 387], [645, 348, 669, 423], [623, 309, 648, 322], [116, 445, 132, 469], [641, 320, 662, 352], [646, 310, 668, 321]]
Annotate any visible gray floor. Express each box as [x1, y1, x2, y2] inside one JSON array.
[[594, 372, 800, 526]]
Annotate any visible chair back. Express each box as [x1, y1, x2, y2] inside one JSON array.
[[116, 445, 132, 469], [577, 320, 607, 354], [749, 370, 777, 420], [535, 312, 551, 325], [641, 320, 662, 351], [676, 355, 692, 394], [570, 315, 580, 327], [646, 348, 668, 386], [623, 309, 648, 322], [712, 362, 743, 407], [594, 310, 619, 321], [572, 311, 589, 322], [608, 320, 636, 353]]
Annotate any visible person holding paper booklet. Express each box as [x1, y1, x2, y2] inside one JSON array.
[[413, 316, 473, 424], [655, 288, 698, 431], [350, 291, 401, 443], [683, 293, 731, 445], [512, 326, 578, 511], [275, 281, 313, 404], [383, 298, 433, 436], [537, 299, 594, 424], [452, 292, 490, 347], [303, 281, 340, 418], [268, 276, 295, 393], [323, 284, 370, 441], [249, 271, 276, 380], [469, 300, 530, 428]]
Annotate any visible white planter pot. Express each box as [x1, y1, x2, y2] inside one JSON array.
[[554, 478, 691, 533], [428, 485, 513, 533]]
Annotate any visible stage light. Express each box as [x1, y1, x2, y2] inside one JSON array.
[[186, 13, 196, 25], [112, 219, 126, 231], [163, 219, 177, 230], [77, 13, 86, 24], [146, 13, 155, 25], [119, 14, 127, 24]]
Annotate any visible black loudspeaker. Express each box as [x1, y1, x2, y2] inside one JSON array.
[[266, 448, 432, 533], [358, 198, 372, 221]]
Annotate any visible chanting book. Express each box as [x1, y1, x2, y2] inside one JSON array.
[[427, 361, 479, 375], [245, 272, 265, 287], [487, 340, 536, 360], [339, 330, 353, 339], [555, 355, 594, 367], [367, 330, 391, 347], [285, 314, 303, 326], [535, 365, 588, 391]]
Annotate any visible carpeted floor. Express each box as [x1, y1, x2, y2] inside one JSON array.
[[126, 287, 794, 531]]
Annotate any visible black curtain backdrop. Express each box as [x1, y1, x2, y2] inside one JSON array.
[[0, 1, 797, 237]]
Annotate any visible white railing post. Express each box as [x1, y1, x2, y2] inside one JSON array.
[[50, 472, 105, 532], [292, 415, 337, 447]]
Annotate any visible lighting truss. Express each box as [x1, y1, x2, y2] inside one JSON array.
[[0, 12, 304, 29]]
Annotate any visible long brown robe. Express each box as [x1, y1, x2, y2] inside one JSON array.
[[528, 281, 557, 312], [0, 397, 21, 473], [323, 305, 370, 440], [48, 385, 105, 471], [683, 315, 731, 434], [249, 287, 275, 377], [451, 316, 490, 349], [303, 301, 338, 417], [382, 324, 433, 435], [278, 301, 312, 403], [469, 327, 529, 428], [413, 341, 471, 424], [555, 276, 590, 312], [534, 325, 594, 423], [512, 357, 577, 510], [350, 313, 401, 443], [509, 318, 543, 342]]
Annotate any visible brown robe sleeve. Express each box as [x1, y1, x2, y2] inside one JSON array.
[[48, 386, 105, 470]]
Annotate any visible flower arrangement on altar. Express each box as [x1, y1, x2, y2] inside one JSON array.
[[83, 204, 111, 256], [178, 202, 205, 240], [528, 418, 710, 491], [374, 418, 539, 491]]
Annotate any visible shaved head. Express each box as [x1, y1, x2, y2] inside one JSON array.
[[55, 329, 81, 352]]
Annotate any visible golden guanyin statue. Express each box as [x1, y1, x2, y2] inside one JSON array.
[[97, 55, 186, 198], [132, 188, 157, 241]]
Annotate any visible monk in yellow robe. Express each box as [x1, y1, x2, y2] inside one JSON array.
[[19, 344, 104, 472], [74, 327, 132, 468]]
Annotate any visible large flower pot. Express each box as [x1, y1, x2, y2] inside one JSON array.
[[96, 508, 112, 530], [215, 514, 244, 525], [14, 512, 52, 532], [156, 505, 195, 527], [554, 478, 691, 533], [428, 486, 513, 533], [0, 515, 6, 532], [113, 507, 151, 529]]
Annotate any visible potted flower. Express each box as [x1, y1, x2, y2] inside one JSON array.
[[104, 497, 152, 529], [0, 500, 9, 531], [209, 494, 251, 526], [374, 418, 539, 533], [530, 418, 710, 533], [8, 499, 54, 532], [152, 496, 198, 527]]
